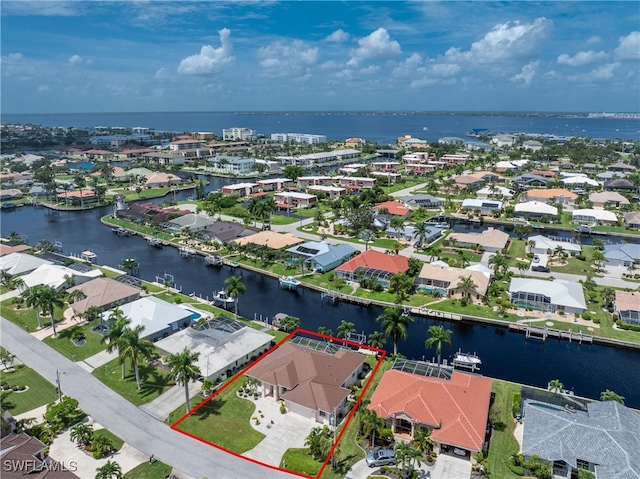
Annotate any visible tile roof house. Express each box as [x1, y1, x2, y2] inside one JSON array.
[[448, 228, 510, 252], [247, 340, 365, 424], [615, 291, 640, 327], [234, 231, 303, 249], [522, 188, 578, 204], [603, 243, 640, 268], [201, 221, 258, 243], [0, 244, 31, 257], [162, 213, 217, 233], [526, 235, 581, 255], [604, 178, 636, 191], [372, 200, 411, 217], [0, 432, 80, 479], [511, 174, 552, 189], [588, 191, 630, 209], [401, 194, 445, 210], [68, 277, 142, 315], [623, 211, 640, 229], [335, 250, 409, 287], [521, 399, 640, 479], [509, 278, 587, 314], [369, 369, 492, 454], [607, 162, 636, 172], [415, 263, 490, 301], [572, 209, 618, 225]]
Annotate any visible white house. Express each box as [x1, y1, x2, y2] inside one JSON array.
[[572, 209, 617, 225], [515, 201, 558, 219], [509, 278, 587, 314]]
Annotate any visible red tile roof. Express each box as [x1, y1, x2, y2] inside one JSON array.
[[336, 250, 409, 274], [373, 200, 410, 217], [369, 369, 492, 451]]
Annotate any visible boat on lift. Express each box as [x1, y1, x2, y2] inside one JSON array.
[[452, 349, 482, 371], [178, 246, 197, 257], [279, 276, 301, 290], [146, 237, 163, 248], [204, 254, 223, 266], [212, 290, 235, 308]]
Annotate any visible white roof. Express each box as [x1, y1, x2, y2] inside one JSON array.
[[21, 264, 102, 291], [0, 253, 52, 276], [276, 192, 317, 200], [572, 209, 617, 222], [561, 176, 600, 186], [465, 263, 493, 278], [224, 182, 258, 189], [476, 186, 514, 198], [527, 235, 581, 253], [462, 198, 503, 209], [515, 201, 558, 215], [509, 278, 586, 310], [101, 297, 192, 338]]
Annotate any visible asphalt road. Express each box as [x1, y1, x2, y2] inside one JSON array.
[[0, 317, 290, 479]]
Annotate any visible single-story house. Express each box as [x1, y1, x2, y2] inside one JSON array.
[[100, 297, 194, 341], [454, 175, 485, 190], [521, 399, 640, 479], [385, 224, 443, 245], [415, 263, 489, 300], [20, 264, 103, 292], [246, 339, 365, 424], [335, 250, 409, 288], [603, 243, 640, 268], [476, 185, 514, 199], [401, 194, 444, 210], [514, 201, 559, 219], [588, 191, 630, 209], [274, 192, 317, 209], [604, 178, 636, 191], [522, 188, 578, 205], [162, 213, 217, 233], [623, 211, 640, 229], [615, 290, 640, 327], [0, 253, 52, 276], [67, 277, 142, 315], [572, 209, 617, 225], [511, 174, 552, 189], [144, 172, 182, 188], [561, 176, 599, 188], [509, 278, 587, 314], [0, 243, 31, 257], [607, 162, 636, 173], [155, 317, 274, 383], [369, 368, 492, 458], [526, 235, 582, 255], [286, 241, 357, 272], [372, 200, 411, 218], [234, 230, 303, 249], [0, 189, 24, 200], [460, 198, 503, 215], [201, 221, 258, 243], [448, 228, 510, 253]]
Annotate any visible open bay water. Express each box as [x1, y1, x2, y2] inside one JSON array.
[[2, 111, 639, 143], [1, 201, 640, 408]]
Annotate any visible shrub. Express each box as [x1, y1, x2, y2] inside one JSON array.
[[512, 393, 521, 417], [575, 254, 586, 261], [327, 272, 335, 282], [558, 310, 565, 316], [280, 404, 286, 414], [593, 317, 601, 324], [508, 463, 524, 475], [581, 313, 591, 321], [173, 297, 182, 304], [92, 451, 102, 459]]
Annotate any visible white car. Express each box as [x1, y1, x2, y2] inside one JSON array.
[[453, 448, 467, 456]]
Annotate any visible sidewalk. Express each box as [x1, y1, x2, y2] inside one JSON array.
[[77, 349, 118, 373]]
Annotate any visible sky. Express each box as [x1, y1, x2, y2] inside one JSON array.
[[1, 1, 639, 114]]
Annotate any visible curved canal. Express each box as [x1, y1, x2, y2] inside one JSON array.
[[2, 193, 640, 408]]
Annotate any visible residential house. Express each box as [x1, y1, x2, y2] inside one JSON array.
[[162, 213, 217, 233], [246, 339, 365, 424], [441, 153, 470, 165], [460, 198, 503, 215], [495, 160, 528, 173], [476, 185, 514, 200], [511, 174, 553, 189], [615, 291, 640, 327], [234, 231, 303, 249], [588, 191, 630, 209], [526, 235, 581, 256], [200, 221, 258, 243], [274, 191, 317, 209], [335, 250, 409, 287], [20, 263, 103, 292], [0, 432, 80, 479], [529, 170, 557, 178], [491, 134, 517, 147], [607, 162, 636, 173], [0, 253, 52, 276], [522, 188, 578, 205], [603, 244, 640, 268], [372, 200, 411, 218], [448, 228, 510, 252], [401, 194, 445, 210], [561, 176, 600, 189], [469, 171, 507, 183], [415, 263, 489, 300], [67, 277, 142, 315], [156, 317, 273, 383], [604, 178, 636, 191], [286, 241, 357, 272], [521, 398, 640, 479], [143, 172, 182, 188], [369, 368, 491, 458], [453, 175, 485, 191], [509, 278, 587, 314], [572, 209, 618, 225], [515, 201, 559, 219], [0, 189, 23, 200], [222, 183, 259, 197], [257, 178, 294, 192], [385, 225, 443, 245], [345, 137, 366, 147], [623, 211, 640, 229], [522, 140, 543, 151]]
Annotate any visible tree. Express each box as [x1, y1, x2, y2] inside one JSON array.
[[261, 196, 277, 229], [591, 249, 605, 272], [74, 173, 87, 209], [360, 409, 385, 447], [0, 350, 16, 371], [600, 389, 625, 404], [389, 216, 405, 236], [413, 222, 429, 248], [425, 325, 452, 365], [118, 325, 155, 391], [554, 245, 566, 259], [21, 285, 45, 329], [38, 286, 64, 338], [359, 229, 376, 250], [526, 240, 536, 253], [247, 196, 262, 226], [337, 320, 356, 339], [548, 379, 564, 394], [120, 258, 139, 276], [394, 441, 422, 477], [458, 275, 477, 300], [167, 347, 201, 414], [95, 460, 123, 479], [70, 423, 94, 449], [376, 306, 413, 356], [367, 331, 386, 351], [224, 275, 246, 320], [0, 271, 24, 291], [317, 326, 333, 338], [488, 253, 509, 275], [388, 273, 413, 304], [85, 305, 103, 326], [35, 239, 55, 253], [517, 262, 528, 275], [305, 425, 333, 460], [411, 429, 433, 454], [278, 315, 300, 333], [101, 308, 131, 380], [283, 165, 304, 181]]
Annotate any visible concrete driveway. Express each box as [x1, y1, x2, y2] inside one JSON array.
[[346, 453, 471, 479]]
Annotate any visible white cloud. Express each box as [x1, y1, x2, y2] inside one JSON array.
[[348, 28, 401, 66], [391, 53, 423, 77], [557, 50, 607, 67], [37, 85, 51, 93], [155, 68, 170, 79], [586, 36, 602, 45], [614, 31, 640, 60], [410, 76, 438, 88], [1, 53, 29, 77], [325, 29, 350, 43], [2, 1, 81, 16], [177, 28, 234, 75], [68, 54, 83, 66], [510, 61, 539, 85], [567, 62, 621, 82], [258, 39, 318, 78], [430, 62, 460, 77], [445, 18, 550, 66]]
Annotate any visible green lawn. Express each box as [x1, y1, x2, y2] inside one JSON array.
[[0, 364, 58, 415], [507, 239, 528, 266], [0, 299, 66, 333], [93, 428, 124, 451], [43, 323, 108, 361], [93, 358, 175, 406], [486, 379, 521, 479], [281, 448, 324, 477], [174, 377, 264, 454], [428, 300, 523, 321], [124, 460, 172, 479]]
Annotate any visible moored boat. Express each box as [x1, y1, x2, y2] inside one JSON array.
[[279, 276, 301, 290], [452, 349, 482, 371], [178, 246, 197, 257], [212, 290, 235, 308], [204, 254, 223, 266], [146, 237, 163, 248]]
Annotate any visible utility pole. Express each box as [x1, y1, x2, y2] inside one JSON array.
[[55, 369, 62, 402]]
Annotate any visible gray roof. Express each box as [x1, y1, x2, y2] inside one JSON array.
[[509, 278, 586, 310], [310, 243, 357, 267], [402, 194, 444, 207], [604, 244, 640, 262], [522, 399, 640, 479], [165, 213, 216, 230], [0, 253, 52, 276]]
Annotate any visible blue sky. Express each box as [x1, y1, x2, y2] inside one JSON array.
[[1, 1, 639, 113]]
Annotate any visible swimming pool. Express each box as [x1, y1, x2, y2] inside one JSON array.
[[184, 308, 202, 321]]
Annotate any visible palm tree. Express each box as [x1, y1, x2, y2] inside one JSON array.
[[359, 229, 376, 250], [74, 173, 87, 209], [413, 222, 429, 249], [317, 326, 333, 338], [389, 216, 405, 237], [21, 285, 45, 329], [488, 253, 509, 275], [548, 379, 564, 394], [554, 245, 565, 259], [95, 460, 123, 479], [0, 272, 25, 292], [526, 240, 536, 253], [247, 196, 262, 226], [591, 249, 605, 272], [394, 441, 422, 477], [70, 423, 94, 449], [389, 273, 413, 304], [337, 320, 356, 339], [376, 306, 413, 356], [167, 346, 201, 414], [84, 305, 102, 326], [367, 331, 386, 351], [118, 325, 155, 391], [120, 258, 139, 276], [425, 325, 452, 365], [458, 275, 477, 300], [262, 196, 277, 229], [38, 286, 64, 338], [360, 409, 385, 447], [411, 429, 433, 454], [224, 275, 246, 320], [101, 308, 131, 380]]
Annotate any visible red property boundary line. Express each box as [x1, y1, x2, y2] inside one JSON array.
[[171, 328, 387, 479]]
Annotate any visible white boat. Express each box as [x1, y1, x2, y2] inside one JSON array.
[[204, 254, 223, 266], [452, 349, 482, 370], [279, 276, 301, 290], [212, 290, 235, 308], [178, 246, 197, 257], [425, 221, 450, 229], [147, 237, 163, 248]]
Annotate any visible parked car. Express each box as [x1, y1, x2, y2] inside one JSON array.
[[532, 265, 550, 273], [453, 448, 467, 456], [533, 255, 540, 263], [365, 449, 396, 467]]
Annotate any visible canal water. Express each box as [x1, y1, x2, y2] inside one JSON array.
[[2, 197, 639, 408]]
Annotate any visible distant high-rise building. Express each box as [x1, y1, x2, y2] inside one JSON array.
[[270, 133, 327, 144], [223, 127, 255, 141]]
